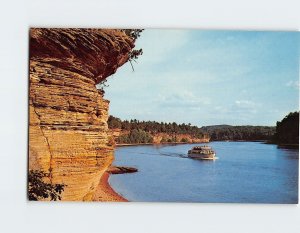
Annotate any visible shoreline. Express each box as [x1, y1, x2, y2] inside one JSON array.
[[93, 172, 128, 202], [116, 141, 208, 147], [115, 140, 268, 147]]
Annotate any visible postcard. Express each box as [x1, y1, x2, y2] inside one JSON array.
[[28, 28, 299, 203]]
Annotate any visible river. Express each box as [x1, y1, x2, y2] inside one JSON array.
[[109, 142, 298, 203]]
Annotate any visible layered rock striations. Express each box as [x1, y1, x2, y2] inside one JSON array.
[[29, 29, 134, 201]]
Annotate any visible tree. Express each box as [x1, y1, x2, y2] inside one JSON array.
[[121, 29, 144, 41], [108, 115, 122, 129], [108, 115, 209, 139], [97, 79, 109, 95], [161, 137, 167, 143], [97, 29, 144, 93], [28, 170, 66, 201], [201, 125, 275, 141], [181, 138, 189, 143], [273, 111, 299, 145], [121, 29, 144, 71]]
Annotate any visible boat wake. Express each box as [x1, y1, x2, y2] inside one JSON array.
[[158, 151, 189, 159], [136, 150, 189, 159]]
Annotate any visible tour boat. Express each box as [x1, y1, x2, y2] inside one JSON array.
[[188, 145, 217, 160]]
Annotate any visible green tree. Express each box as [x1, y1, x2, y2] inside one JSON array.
[[273, 111, 299, 145], [108, 115, 209, 140], [108, 115, 122, 129], [121, 29, 144, 71], [181, 138, 189, 143], [28, 170, 66, 201]]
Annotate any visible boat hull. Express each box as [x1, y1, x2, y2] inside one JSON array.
[[188, 153, 216, 160]]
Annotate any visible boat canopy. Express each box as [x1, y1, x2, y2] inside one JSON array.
[[192, 145, 212, 150]]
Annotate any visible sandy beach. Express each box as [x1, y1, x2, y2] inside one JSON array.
[[93, 172, 128, 202]]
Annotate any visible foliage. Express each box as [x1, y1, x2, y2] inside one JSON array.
[[108, 115, 207, 139], [201, 125, 275, 141], [109, 115, 277, 142], [273, 111, 299, 145], [181, 138, 189, 142], [121, 29, 144, 41], [109, 115, 123, 129], [97, 79, 109, 95], [121, 29, 144, 71], [28, 170, 66, 201], [107, 135, 115, 146], [161, 137, 167, 143], [97, 29, 144, 94], [117, 129, 153, 144], [128, 49, 143, 71]]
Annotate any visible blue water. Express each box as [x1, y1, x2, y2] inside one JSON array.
[[109, 142, 299, 203]]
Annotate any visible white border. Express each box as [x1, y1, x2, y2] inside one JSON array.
[[0, 1, 299, 233]]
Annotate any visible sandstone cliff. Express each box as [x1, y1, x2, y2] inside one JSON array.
[[152, 133, 210, 144], [109, 129, 210, 144], [29, 29, 134, 201]]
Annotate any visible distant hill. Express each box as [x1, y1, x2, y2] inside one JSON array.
[[201, 125, 232, 130], [201, 125, 276, 141]]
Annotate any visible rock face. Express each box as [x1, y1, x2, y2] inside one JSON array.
[[29, 29, 134, 201], [109, 129, 210, 144], [152, 133, 210, 144]]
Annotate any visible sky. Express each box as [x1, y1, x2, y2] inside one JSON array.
[[104, 29, 299, 127]]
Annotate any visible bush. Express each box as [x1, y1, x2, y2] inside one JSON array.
[[160, 137, 167, 143], [28, 170, 66, 201], [181, 138, 189, 143], [117, 129, 153, 144]]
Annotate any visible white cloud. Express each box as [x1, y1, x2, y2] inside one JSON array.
[[235, 100, 256, 107], [158, 91, 210, 109], [286, 80, 299, 90], [214, 100, 259, 116], [234, 100, 260, 114]]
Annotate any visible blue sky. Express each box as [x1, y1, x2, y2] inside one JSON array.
[[104, 30, 299, 126]]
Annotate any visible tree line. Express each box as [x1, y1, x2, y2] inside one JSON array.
[[108, 115, 277, 143], [108, 116, 207, 138], [201, 125, 276, 141], [272, 111, 299, 145], [117, 129, 153, 144]]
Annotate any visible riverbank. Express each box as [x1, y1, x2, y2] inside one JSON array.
[[116, 140, 270, 147], [116, 141, 206, 147], [277, 144, 299, 149], [93, 172, 128, 202], [264, 141, 299, 149]]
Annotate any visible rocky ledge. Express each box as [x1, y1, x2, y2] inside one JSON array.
[[107, 166, 138, 174]]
